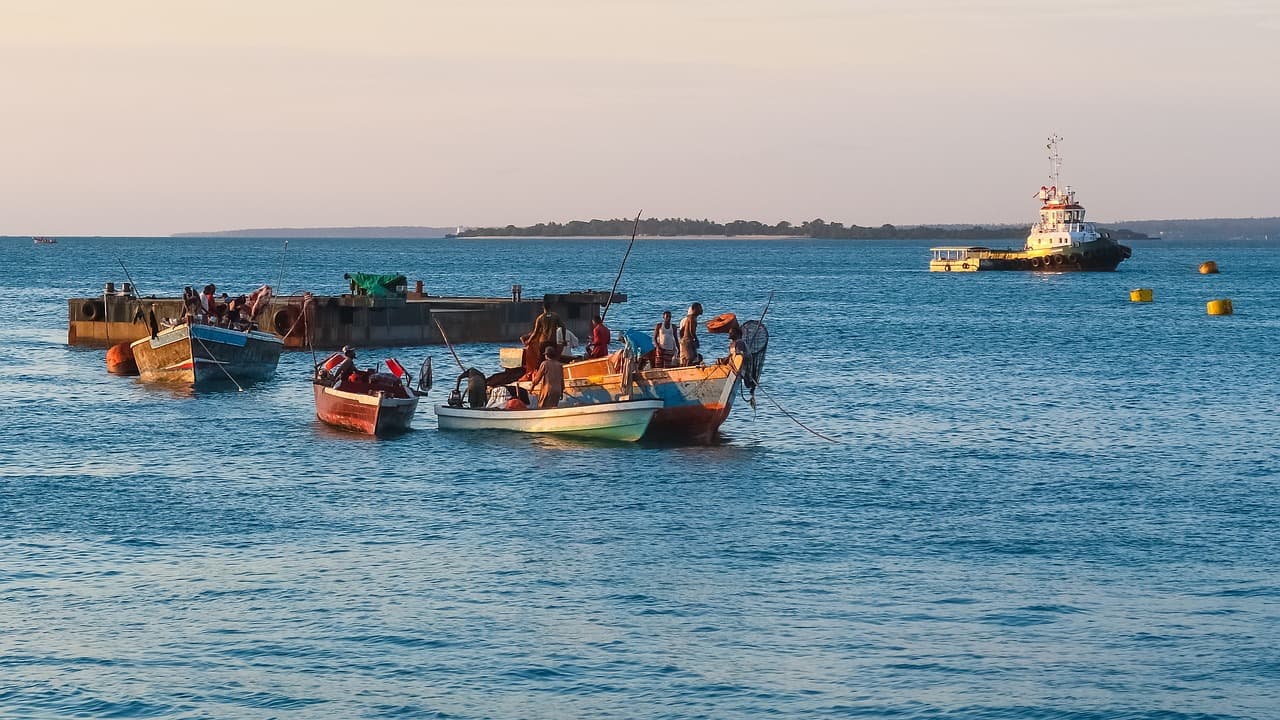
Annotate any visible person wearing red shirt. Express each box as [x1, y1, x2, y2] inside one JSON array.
[[586, 314, 611, 359]]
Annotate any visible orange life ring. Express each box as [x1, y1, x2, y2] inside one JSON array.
[[706, 312, 739, 334]]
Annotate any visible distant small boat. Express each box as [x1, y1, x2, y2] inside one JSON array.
[[313, 355, 430, 436], [435, 399, 663, 442], [130, 322, 283, 387], [33, 236, 57, 244]]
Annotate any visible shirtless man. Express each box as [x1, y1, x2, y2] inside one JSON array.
[[530, 345, 565, 409], [678, 302, 703, 366]]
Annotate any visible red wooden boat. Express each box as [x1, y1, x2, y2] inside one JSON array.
[[313, 355, 431, 436]]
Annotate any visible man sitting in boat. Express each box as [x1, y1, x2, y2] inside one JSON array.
[[329, 346, 358, 387], [529, 346, 565, 409]]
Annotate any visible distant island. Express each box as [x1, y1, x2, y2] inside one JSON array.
[[166, 217, 1280, 242], [458, 217, 1151, 241], [172, 226, 457, 239]]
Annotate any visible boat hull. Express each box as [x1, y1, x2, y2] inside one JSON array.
[[930, 238, 1131, 272], [314, 383, 420, 436], [130, 324, 283, 386], [434, 399, 663, 442], [559, 355, 746, 444]]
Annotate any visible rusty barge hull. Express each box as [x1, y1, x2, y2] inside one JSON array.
[[68, 291, 618, 349]]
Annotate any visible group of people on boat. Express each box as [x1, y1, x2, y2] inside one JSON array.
[[518, 300, 708, 374], [652, 302, 706, 368], [506, 299, 725, 410], [180, 284, 272, 331]]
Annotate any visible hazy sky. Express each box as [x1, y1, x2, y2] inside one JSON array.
[[3, 0, 1277, 235]]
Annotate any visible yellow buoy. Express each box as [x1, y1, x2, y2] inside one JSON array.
[[1199, 261, 1219, 274], [1206, 299, 1233, 316], [1129, 288, 1153, 303]]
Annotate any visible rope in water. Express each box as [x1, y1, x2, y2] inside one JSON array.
[[754, 383, 843, 444]]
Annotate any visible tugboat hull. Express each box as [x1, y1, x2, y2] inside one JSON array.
[[931, 239, 1131, 273]]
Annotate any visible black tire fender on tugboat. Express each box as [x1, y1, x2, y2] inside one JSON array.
[[961, 262, 970, 270], [1030, 257, 1040, 269], [1053, 254, 1065, 266], [273, 306, 301, 336], [80, 301, 102, 320]]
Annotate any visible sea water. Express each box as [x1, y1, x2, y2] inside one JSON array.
[[2, 236, 1278, 719]]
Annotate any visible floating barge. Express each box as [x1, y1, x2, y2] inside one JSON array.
[[68, 280, 620, 349]]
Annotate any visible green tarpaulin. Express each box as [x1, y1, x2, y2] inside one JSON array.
[[345, 272, 407, 297]]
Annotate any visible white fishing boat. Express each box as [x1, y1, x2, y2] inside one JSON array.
[[434, 399, 664, 442]]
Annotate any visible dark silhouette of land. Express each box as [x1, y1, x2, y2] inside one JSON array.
[[169, 217, 1280, 241], [457, 217, 1151, 241]]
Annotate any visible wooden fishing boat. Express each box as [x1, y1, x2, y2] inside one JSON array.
[[555, 319, 769, 444], [559, 354, 747, 444], [313, 356, 429, 436], [434, 399, 664, 442], [130, 322, 283, 386]]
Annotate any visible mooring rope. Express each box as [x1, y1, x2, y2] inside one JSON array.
[[192, 332, 244, 392], [754, 383, 843, 444]]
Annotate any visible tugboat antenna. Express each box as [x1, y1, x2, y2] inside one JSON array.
[[1047, 133, 1063, 187]]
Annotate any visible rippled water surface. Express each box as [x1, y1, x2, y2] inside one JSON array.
[[3, 236, 1279, 719]]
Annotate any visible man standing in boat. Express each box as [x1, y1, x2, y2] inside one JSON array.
[[523, 300, 565, 374], [678, 302, 703, 366], [586, 314, 610, 359], [530, 345, 565, 409], [653, 310, 677, 368]]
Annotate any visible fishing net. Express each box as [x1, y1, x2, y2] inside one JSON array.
[[739, 320, 768, 390]]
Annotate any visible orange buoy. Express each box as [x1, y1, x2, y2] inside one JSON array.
[[1199, 261, 1219, 274], [706, 312, 739, 334], [1207, 299, 1233, 316], [106, 342, 138, 375]]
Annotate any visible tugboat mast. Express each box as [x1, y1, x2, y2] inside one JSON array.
[[1047, 133, 1063, 188]]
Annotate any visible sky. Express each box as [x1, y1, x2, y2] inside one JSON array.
[[2, 0, 1277, 235]]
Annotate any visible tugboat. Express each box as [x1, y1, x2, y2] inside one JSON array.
[[930, 135, 1131, 272]]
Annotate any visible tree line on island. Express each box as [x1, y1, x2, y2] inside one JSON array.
[[457, 218, 1149, 240]]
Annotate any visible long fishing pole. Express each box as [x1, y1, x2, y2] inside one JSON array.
[[118, 259, 140, 296], [275, 239, 288, 296], [600, 209, 642, 323], [431, 314, 466, 372]]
